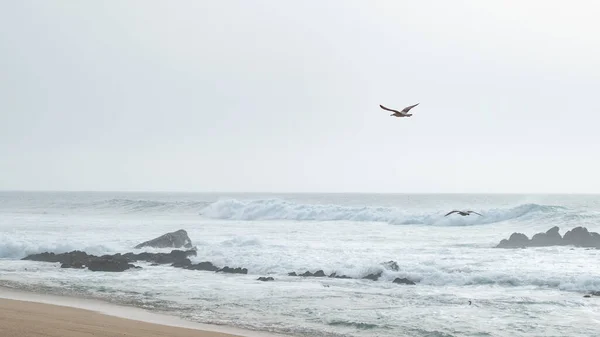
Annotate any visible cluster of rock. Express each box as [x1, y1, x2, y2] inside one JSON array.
[[21, 229, 417, 285], [23, 249, 197, 272], [23, 229, 206, 273], [285, 260, 415, 285], [496, 226, 600, 248]]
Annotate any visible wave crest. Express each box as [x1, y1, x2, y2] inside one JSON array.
[[199, 199, 562, 226]]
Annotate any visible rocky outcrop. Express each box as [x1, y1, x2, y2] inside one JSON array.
[[328, 272, 352, 279], [24, 251, 139, 272], [88, 257, 137, 272], [563, 227, 600, 247], [217, 266, 248, 274], [530, 226, 563, 246], [22, 249, 196, 272], [284, 261, 414, 284], [496, 233, 530, 248], [257, 277, 274, 282], [293, 270, 326, 277], [382, 260, 399, 271], [122, 249, 197, 265], [187, 261, 219, 271], [363, 272, 382, 281], [24, 250, 90, 265], [24, 250, 416, 285], [134, 229, 193, 249], [61, 262, 84, 269], [393, 277, 416, 285], [496, 226, 600, 248]]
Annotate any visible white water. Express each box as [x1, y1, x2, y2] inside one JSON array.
[[1, 192, 600, 336]]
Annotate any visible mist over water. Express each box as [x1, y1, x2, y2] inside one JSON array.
[[1, 192, 600, 337]]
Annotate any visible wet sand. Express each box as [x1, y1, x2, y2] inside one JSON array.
[[0, 297, 245, 337]]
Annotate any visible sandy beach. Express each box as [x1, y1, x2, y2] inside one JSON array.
[[0, 298, 243, 337]]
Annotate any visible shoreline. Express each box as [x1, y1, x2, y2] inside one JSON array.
[[0, 286, 285, 337]]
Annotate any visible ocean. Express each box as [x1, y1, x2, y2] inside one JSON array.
[[1, 192, 599, 336]]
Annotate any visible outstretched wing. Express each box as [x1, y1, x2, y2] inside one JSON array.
[[379, 104, 404, 114], [401, 103, 419, 113], [444, 210, 459, 217], [469, 211, 483, 216]]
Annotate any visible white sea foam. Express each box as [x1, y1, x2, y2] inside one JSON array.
[[2, 192, 600, 337]]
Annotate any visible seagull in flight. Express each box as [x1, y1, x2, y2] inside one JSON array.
[[444, 210, 483, 217], [380, 103, 419, 118]]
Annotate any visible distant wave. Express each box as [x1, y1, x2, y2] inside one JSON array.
[[93, 199, 210, 212], [42, 198, 211, 214], [199, 199, 564, 226]]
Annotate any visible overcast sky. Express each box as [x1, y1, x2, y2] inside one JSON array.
[[1, 0, 599, 193]]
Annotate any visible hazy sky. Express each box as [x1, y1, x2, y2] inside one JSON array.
[[1, 0, 599, 193]]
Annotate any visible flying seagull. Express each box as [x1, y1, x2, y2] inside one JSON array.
[[380, 103, 419, 117], [444, 210, 483, 217]]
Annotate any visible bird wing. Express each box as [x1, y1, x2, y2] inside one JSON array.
[[401, 103, 419, 113], [379, 104, 405, 115], [469, 211, 483, 216], [444, 210, 459, 216]]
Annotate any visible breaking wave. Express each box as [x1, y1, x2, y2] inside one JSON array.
[[199, 199, 565, 226]]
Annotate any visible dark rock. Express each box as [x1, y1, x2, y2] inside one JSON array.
[[313, 270, 326, 277], [23, 252, 58, 262], [23, 248, 199, 273], [496, 233, 530, 248], [295, 270, 326, 277], [510, 232, 529, 241], [546, 226, 561, 237], [393, 277, 416, 285], [171, 258, 192, 268], [217, 266, 248, 274], [257, 277, 274, 281], [530, 226, 564, 247], [87, 257, 136, 272], [152, 250, 196, 264], [382, 261, 399, 271], [563, 227, 600, 247], [124, 249, 196, 265], [496, 226, 600, 249], [134, 229, 193, 249], [584, 294, 592, 298], [363, 272, 382, 281], [334, 274, 352, 279], [23, 250, 91, 266], [187, 261, 219, 271], [60, 262, 84, 269], [328, 272, 352, 279]]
